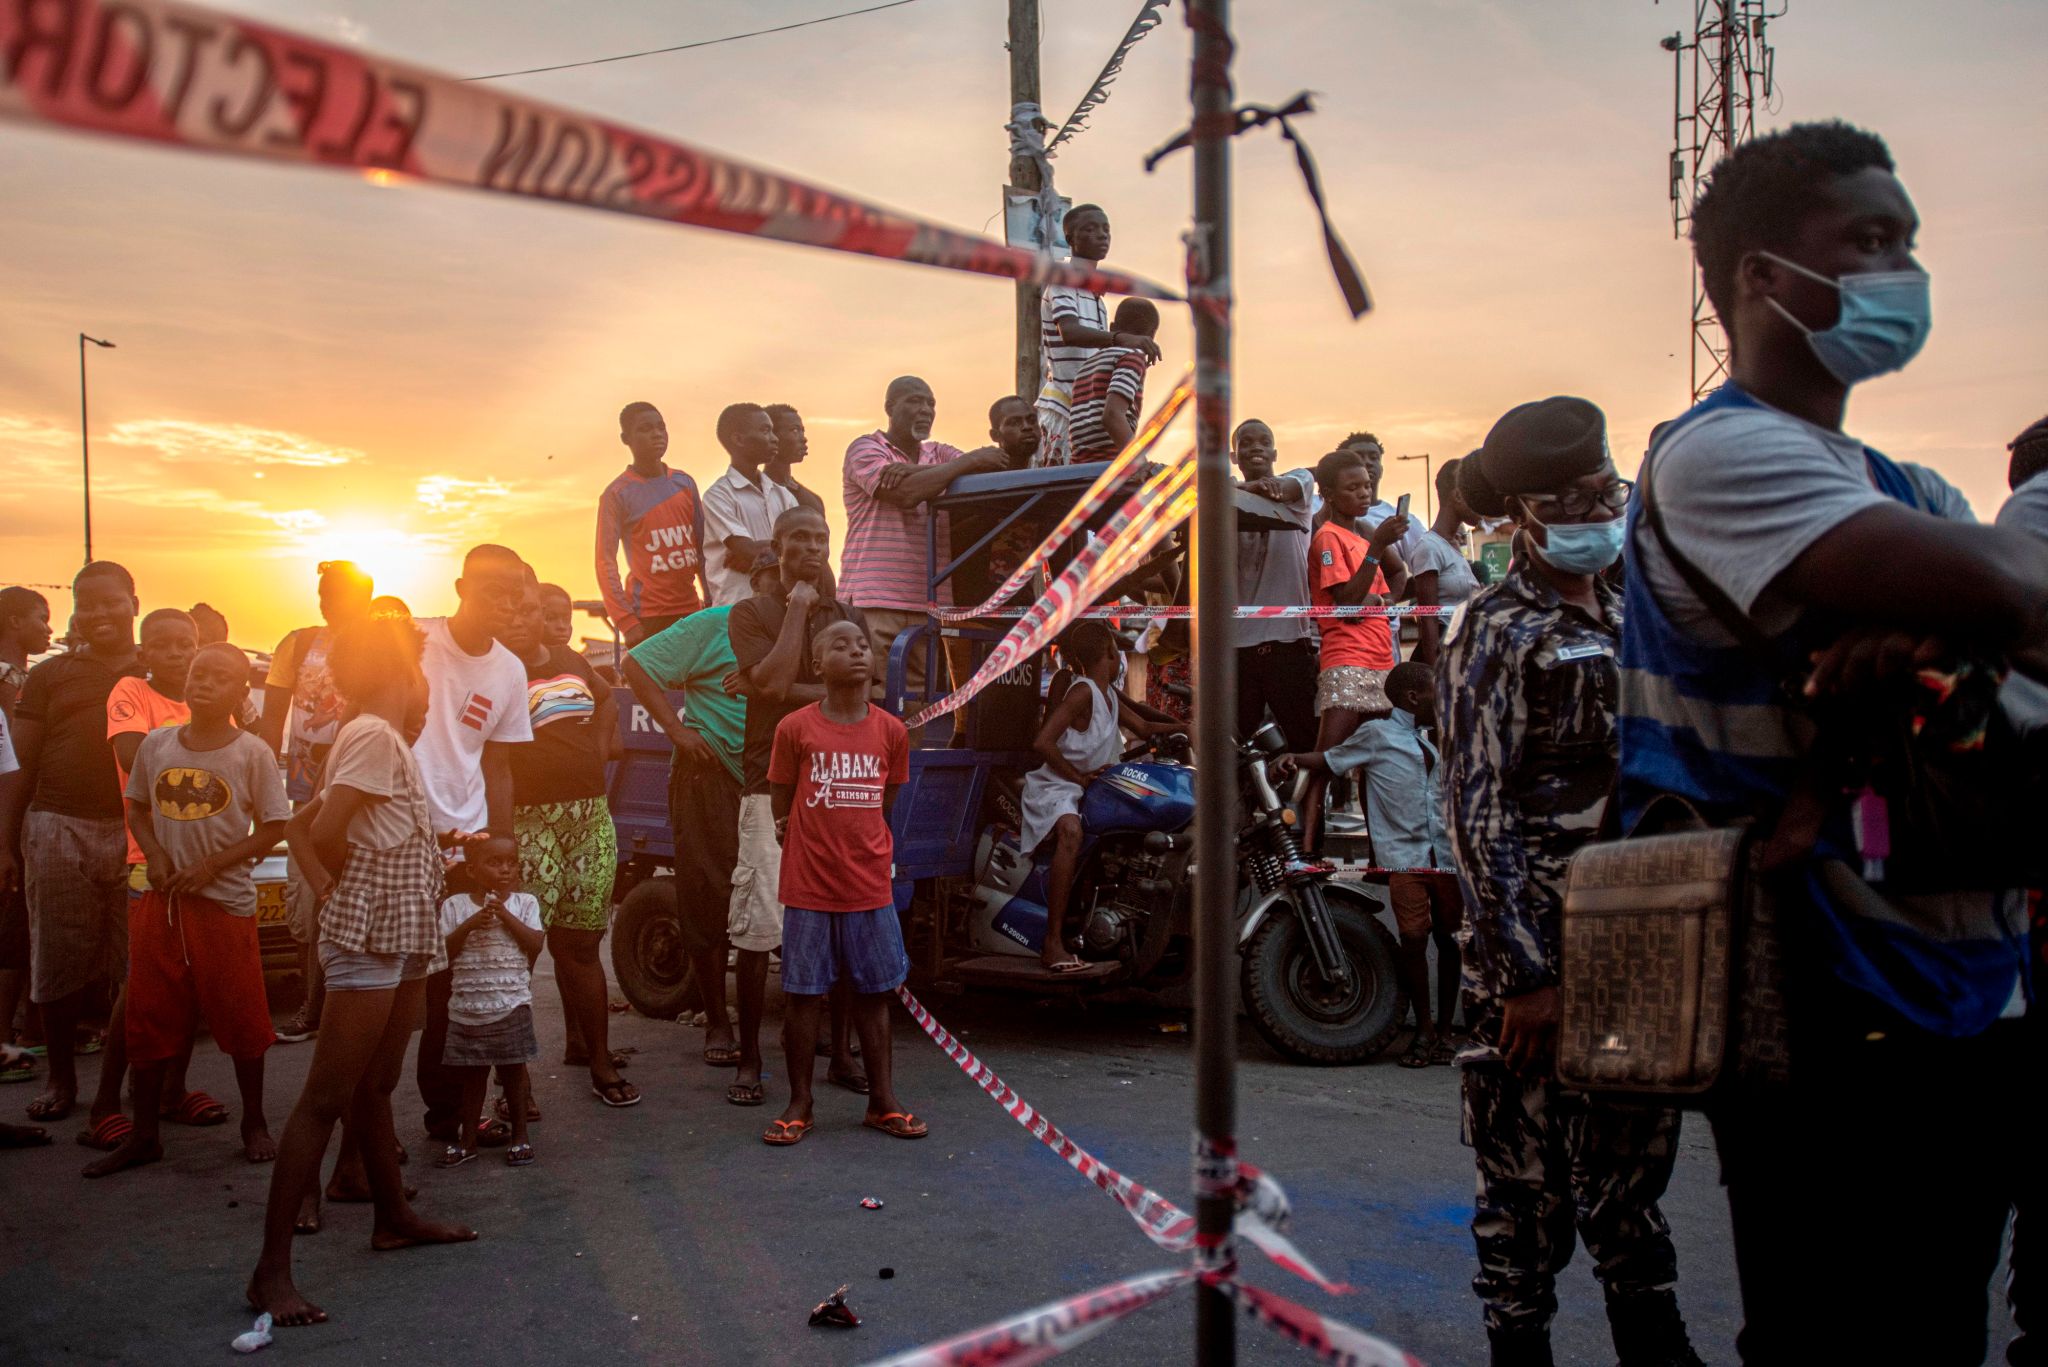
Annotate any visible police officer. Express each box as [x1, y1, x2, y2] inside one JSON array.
[[1438, 397, 1702, 1367]]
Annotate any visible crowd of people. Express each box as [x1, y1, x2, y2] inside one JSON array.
[[0, 119, 2041, 1365]]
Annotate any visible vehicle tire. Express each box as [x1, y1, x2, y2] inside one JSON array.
[[610, 876, 696, 1020], [1240, 883, 1405, 1065]]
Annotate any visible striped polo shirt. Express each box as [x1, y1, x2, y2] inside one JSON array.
[[840, 431, 960, 613], [1038, 284, 1106, 408], [1066, 347, 1148, 463]]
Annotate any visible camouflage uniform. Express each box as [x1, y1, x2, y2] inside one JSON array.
[[1438, 550, 1692, 1363]]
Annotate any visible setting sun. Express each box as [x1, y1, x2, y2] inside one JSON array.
[[289, 523, 451, 615]]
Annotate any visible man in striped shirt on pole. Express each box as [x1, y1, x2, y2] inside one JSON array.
[[1036, 204, 1160, 468], [1066, 300, 1160, 464]]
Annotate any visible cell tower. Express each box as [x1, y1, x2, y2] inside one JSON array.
[[1661, 1, 1783, 402]]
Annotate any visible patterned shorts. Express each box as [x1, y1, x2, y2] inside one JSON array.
[[514, 796, 618, 933], [1315, 665, 1390, 717], [22, 810, 129, 1004]]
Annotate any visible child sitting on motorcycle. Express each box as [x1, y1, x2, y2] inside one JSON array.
[[1019, 623, 1184, 973]]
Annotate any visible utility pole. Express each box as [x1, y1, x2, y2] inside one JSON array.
[[1397, 452, 1433, 524], [1188, 0, 1237, 1362], [1008, 0, 1043, 401]]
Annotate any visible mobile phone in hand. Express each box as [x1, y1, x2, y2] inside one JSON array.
[[1396, 492, 1411, 520]]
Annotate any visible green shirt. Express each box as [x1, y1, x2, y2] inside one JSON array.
[[628, 607, 745, 784]]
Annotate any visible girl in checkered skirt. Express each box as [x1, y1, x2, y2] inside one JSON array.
[[248, 616, 478, 1331]]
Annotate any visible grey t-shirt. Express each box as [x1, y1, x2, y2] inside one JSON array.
[[1637, 399, 1973, 643], [1996, 474, 2048, 736], [125, 727, 290, 915], [1408, 529, 1480, 608], [1235, 467, 1314, 647]]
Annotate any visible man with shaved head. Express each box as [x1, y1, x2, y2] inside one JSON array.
[[840, 377, 1008, 704]]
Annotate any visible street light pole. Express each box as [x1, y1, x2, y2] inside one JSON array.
[[1397, 452, 1432, 525], [78, 333, 116, 566]]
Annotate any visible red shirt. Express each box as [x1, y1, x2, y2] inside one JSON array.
[[768, 702, 910, 912], [1309, 520, 1395, 670]]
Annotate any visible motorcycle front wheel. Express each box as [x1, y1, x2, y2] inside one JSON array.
[[1240, 883, 1405, 1065]]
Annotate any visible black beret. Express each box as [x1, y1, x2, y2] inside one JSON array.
[[1477, 396, 1609, 498]]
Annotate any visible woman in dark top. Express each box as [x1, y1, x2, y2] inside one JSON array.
[[499, 579, 636, 1108]]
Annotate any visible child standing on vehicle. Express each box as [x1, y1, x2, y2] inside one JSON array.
[[83, 643, 289, 1178], [1018, 622, 1177, 973], [761, 620, 917, 1146], [435, 834, 543, 1168]]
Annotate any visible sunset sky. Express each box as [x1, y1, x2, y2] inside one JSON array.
[[4, 0, 2044, 651]]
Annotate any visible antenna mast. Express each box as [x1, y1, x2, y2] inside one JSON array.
[[1662, 1, 1782, 402]]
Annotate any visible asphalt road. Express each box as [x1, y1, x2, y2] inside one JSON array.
[[0, 955, 2018, 1365]]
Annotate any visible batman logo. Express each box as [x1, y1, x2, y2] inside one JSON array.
[[154, 767, 232, 822]]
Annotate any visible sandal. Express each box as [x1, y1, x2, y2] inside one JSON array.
[[505, 1143, 536, 1167], [0, 1123, 52, 1149], [1397, 1038, 1433, 1069], [475, 1116, 512, 1149], [591, 1080, 642, 1108], [761, 1117, 813, 1146], [25, 1092, 74, 1122], [0, 1056, 36, 1084], [861, 1111, 929, 1140], [162, 1090, 230, 1126], [702, 1045, 742, 1067], [1428, 1037, 1460, 1066], [493, 1094, 542, 1124], [75, 1031, 105, 1057], [434, 1144, 478, 1169], [76, 1112, 134, 1151], [725, 1081, 765, 1107]]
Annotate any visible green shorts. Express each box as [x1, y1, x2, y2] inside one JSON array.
[[513, 797, 618, 933]]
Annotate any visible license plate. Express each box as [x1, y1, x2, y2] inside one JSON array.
[[256, 883, 288, 923]]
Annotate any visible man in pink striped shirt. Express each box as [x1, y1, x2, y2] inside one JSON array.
[[840, 376, 1007, 705]]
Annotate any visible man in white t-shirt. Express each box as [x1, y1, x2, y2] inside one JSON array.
[[1614, 120, 2048, 1364], [701, 403, 799, 607], [412, 543, 533, 1139]]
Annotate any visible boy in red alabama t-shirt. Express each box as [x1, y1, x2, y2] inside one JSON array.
[[762, 620, 919, 1147]]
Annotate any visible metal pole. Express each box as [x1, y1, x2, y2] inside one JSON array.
[[1398, 452, 1433, 525], [1188, 0, 1237, 1361], [78, 332, 92, 566], [1008, 0, 1044, 402]]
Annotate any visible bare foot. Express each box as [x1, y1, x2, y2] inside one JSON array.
[[246, 1267, 328, 1327], [242, 1125, 277, 1163], [371, 1214, 478, 1251], [81, 1135, 163, 1179], [294, 1191, 323, 1235], [25, 1087, 75, 1122], [325, 1169, 418, 1201]]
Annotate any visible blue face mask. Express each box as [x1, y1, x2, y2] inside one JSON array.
[[1530, 517, 1625, 576], [1761, 252, 1931, 387]]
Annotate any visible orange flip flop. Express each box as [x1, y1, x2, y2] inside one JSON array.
[[762, 1118, 814, 1146], [862, 1111, 929, 1140]]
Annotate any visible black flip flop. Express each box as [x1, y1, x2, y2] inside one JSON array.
[[725, 1081, 765, 1107]]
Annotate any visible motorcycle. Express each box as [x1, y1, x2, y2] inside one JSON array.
[[960, 721, 1406, 1064]]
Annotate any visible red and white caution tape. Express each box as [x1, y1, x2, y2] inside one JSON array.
[[0, 0, 1178, 302], [896, 986, 1196, 1251], [1209, 1277, 1424, 1367], [896, 986, 1355, 1297], [906, 452, 1195, 729], [952, 603, 1456, 621], [937, 373, 1194, 625], [861, 1268, 1195, 1367]]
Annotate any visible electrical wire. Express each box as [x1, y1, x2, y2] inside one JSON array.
[[464, 0, 928, 82]]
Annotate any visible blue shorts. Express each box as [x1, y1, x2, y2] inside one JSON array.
[[318, 941, 434, 993], [780, 906, 909, 997]]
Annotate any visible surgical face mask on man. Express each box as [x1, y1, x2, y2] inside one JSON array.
[[1760, 251, 1931, 387], [1530, 517, 1626, 576]]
